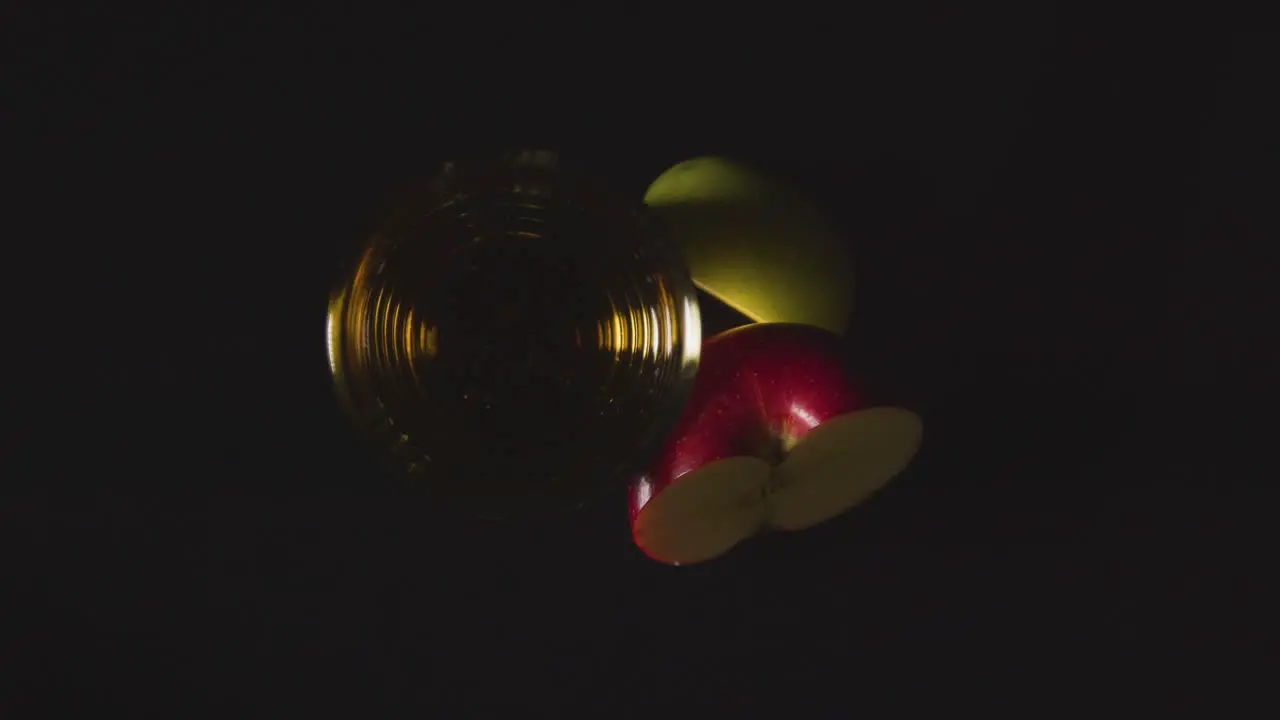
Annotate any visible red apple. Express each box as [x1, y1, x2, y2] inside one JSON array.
[[629, 323, 923, 565]]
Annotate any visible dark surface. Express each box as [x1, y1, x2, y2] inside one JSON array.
[[5, 7, 1270, 715]]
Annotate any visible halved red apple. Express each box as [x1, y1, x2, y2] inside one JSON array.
[[630, 323, 922, 566]]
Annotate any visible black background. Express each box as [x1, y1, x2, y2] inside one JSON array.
[[4, 6, 1271, 715]]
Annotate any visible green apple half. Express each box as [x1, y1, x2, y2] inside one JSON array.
[[644, 156, 855, 335]]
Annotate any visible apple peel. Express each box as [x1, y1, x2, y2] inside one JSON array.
[[766, 407, 923, 532]]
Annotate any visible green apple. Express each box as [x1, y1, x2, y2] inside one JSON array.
[[644, 156, 854, 335]]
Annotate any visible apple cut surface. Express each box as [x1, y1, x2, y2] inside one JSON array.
[[766, 407, 923, 532], [632, 457, 772, 566]]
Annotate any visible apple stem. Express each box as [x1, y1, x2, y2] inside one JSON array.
[[755, 423, 802, 467], [756, 434, 788, 467]]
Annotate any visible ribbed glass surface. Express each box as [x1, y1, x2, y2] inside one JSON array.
[[327, 150, 701, 516]]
